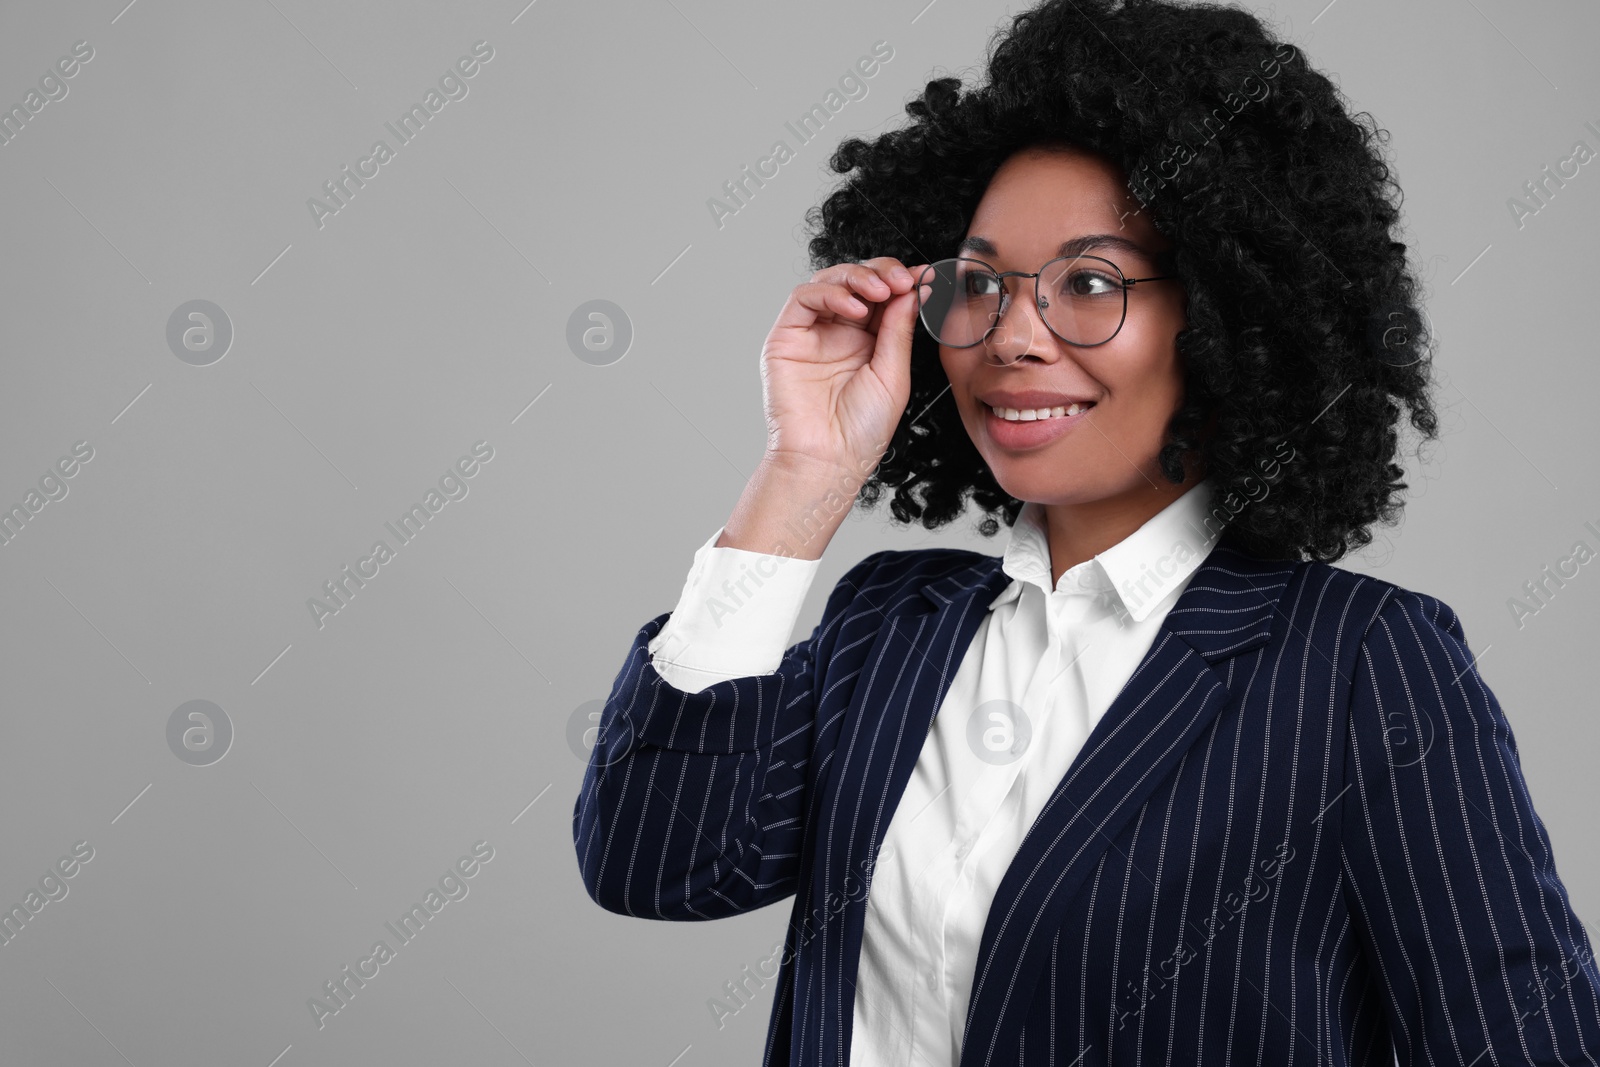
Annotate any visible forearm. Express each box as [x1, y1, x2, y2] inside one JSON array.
[[716, 454, 867, 561]]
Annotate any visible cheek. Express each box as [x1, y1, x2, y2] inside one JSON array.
[[937, 344, 961, 385], [1108, 318, 1184, 398], [1097, 342, 1185, 441], [1127, 363, 1186, 427], [938, 348, 975, 421]]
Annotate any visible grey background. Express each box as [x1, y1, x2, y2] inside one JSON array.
[[0, 0, 1595, 1064]]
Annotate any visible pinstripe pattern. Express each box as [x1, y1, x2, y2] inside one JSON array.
[[574, 529, 1600, 1065]]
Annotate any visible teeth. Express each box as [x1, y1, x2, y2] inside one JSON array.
[[987, 402, 1092, 421]]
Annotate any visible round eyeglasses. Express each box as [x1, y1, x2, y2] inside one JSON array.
[[913, 254, 1179, 363]]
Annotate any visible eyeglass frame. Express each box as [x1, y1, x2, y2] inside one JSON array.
[[914, 253, 1180, 351]]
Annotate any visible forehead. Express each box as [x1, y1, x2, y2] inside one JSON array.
[[962, 146, 1165, 257]]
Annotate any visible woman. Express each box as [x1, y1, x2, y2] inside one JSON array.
[[574, 1, 1600, 1064]]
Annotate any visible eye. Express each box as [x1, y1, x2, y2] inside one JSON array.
[[1063, 269, 1121, 297], [960, 269, 1001, 297]]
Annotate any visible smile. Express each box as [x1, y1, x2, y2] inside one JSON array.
[[984, 401, 1095, 420], [981, 400, 1096, 450]]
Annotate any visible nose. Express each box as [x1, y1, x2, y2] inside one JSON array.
[[983, 284, 1057, 366]]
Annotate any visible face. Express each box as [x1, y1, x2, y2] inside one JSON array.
[[937, 145, 1196, 510]]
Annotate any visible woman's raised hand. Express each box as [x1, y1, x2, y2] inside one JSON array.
[[758, 257, 930, 489]]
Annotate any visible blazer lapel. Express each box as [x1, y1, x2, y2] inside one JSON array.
[[956, 532, 1299, 1067], [810, 551, 1019, 898], [808, 552, 1014, 1063]]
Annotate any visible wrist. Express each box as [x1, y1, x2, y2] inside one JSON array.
[[760, 449, 869, 494], [719, 456, 866, 560]]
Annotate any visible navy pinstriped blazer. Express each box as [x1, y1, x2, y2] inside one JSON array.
[[574, 529, 1600, 1066]]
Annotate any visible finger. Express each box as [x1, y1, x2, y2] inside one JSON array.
[[868, 288, 919, 401], [872, 257, 931, 293], [789, 281, 870, 326], [914, 265, 935, 304], [816, 261, 895, 302], [862, 292, 888, 336], [896, 265, 933, 330], [856, 256, 925, 291], [844, 265, 894, 304], [862, 263, 923, 334], [816, 275, 886, 322], [866, 264, 930, 333]]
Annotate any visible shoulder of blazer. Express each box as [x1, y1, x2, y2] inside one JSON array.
[[1269, 553, 1470, 665], [1147, 529, 1465, 667], [831, 534, 1470, 664]]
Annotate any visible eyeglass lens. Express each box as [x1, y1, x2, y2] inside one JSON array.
[[915, 254, 1130, 351]]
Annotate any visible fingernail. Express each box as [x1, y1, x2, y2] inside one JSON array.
[[893, 268, 912, 284]]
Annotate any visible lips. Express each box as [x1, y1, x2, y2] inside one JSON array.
[[978, 389, 1098, 407], [983, 400, 1095, 421], [981, 400, 1094, 450]]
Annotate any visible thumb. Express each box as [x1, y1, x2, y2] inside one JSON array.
[[868, 288, 920, 405]]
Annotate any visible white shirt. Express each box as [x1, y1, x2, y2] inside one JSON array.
[[647, 479, 1221, 1066]]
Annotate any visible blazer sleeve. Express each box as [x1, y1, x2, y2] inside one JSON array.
[[573, 548, 890, 921], [1340, 587, 1600, 1065]]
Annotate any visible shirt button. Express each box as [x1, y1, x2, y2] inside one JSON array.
[[955, 842, 970, 860], [927, 969, 939, 990]]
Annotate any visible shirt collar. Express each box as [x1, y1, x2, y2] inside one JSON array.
[[986, 478, 1225, 623]]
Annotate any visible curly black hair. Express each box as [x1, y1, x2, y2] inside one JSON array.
[[802, 0, 1439, 563]]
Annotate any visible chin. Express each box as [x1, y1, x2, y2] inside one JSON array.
[[988, 464, 1082, 504], [993, 460, 1151, 506]]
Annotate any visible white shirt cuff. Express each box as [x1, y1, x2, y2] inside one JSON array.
[[647, 525, 823, 694]]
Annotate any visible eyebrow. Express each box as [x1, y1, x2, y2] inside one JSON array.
[[957, 233, 1158, 261]]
